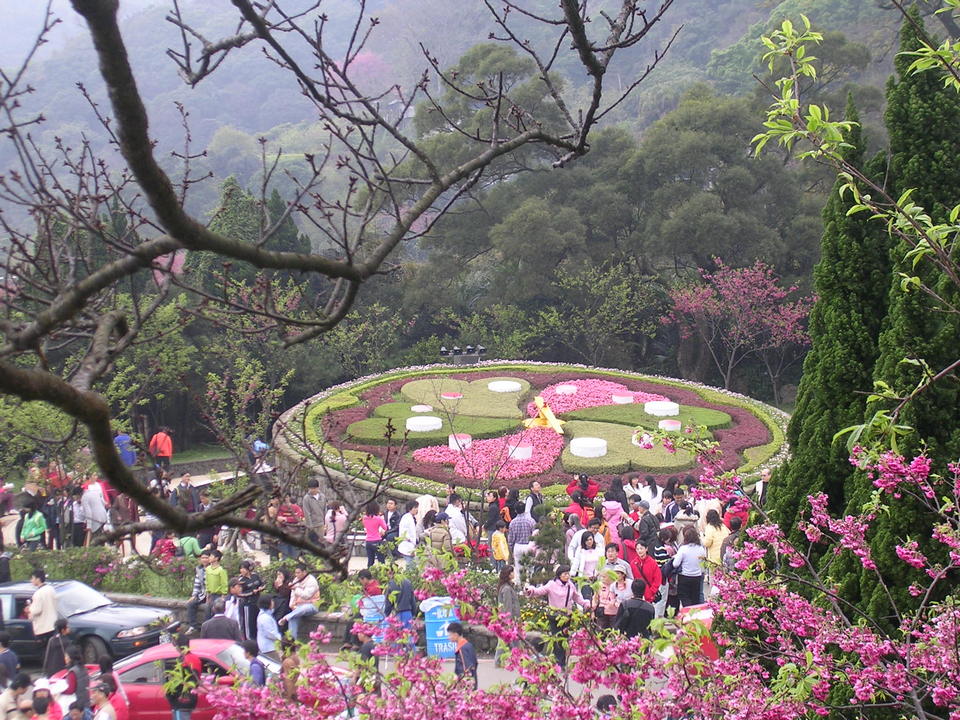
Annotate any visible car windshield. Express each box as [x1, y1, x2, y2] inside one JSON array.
[[217, 644, 249, 674], [215, 644, 281, 677], [54, 582, 111, 617]]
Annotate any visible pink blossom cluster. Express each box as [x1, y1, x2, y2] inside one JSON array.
[[525, 378, 668, 417], [412, 426, 565, 480], [851, 447, 935, 499], [210, 439, 960, 720], [802, 492, 876, 570]]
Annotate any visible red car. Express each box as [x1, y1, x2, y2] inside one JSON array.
[[57, 639, 281, 720]]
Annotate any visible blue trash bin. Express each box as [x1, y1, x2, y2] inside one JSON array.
[[420, 596, 456, 658], [359, 593, 387, 642]]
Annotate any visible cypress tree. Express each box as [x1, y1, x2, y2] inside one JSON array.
[[842, 9, 960, 619], [185, 176, 262, 291], [266, 188, 311, 255], [768, 98, 891, 546]]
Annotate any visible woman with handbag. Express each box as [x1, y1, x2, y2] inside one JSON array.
[[526, 566, 590, 667], [670, 526, 706, 608]]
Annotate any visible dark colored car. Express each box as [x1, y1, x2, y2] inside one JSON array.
[[0, 580, 177, 663]]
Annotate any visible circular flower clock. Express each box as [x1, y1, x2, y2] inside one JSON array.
[[278, 362, 789, 496]]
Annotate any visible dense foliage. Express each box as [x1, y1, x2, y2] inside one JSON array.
[[840, 9, 960, 618], [768, 99, 891, 545]]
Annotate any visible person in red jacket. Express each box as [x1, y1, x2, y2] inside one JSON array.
[[148, 427, 174, 470], [151, 531, 178, 563], [618, 525, 643, 578], [561, 491, 594, 527], [632, 542, 663, 604], [723, 497, 749, 530], [566, 473, 599, 502]]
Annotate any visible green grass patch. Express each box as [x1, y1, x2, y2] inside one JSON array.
[[560, 420, 697, 474], [563, 403, 731, 430], [399, 377, 530, 419], [372, 402, 446, 421], [346, 415, 521, 448], [172, 444, 234, 465]]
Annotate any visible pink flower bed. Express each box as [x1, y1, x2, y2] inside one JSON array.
[[526, 379, 668, 417], [413, 426, 565, 480]]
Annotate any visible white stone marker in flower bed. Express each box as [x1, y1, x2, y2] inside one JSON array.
[[570, 437, 608, 458], [448, 433, 473, 450], [632, 432, 654, 448], [411, 404, 434, 413], [644, 400, 680, 417], [507, 441, 533, 461], [555, 384, 578, 395], [488, 380, 523, 393], [659, 419, 682, 432], [611, 394, 634, 404], [406, 416, 443, 432]]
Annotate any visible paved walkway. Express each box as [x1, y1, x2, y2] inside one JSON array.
[[316, 644, 520, 690]]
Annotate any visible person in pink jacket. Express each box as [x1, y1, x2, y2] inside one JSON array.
[[324, 502, 348, 544], [601, 499, 624, 547], [526, 566, 590, 667]]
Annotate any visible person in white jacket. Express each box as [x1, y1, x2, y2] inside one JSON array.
[[28, 568, 57, 641], [397, 500, 419, 566], [570, 532, 603, 600], [566, 517, 605, 565], [444, 494, 468, 544], [279, 564, 320, 639], [81, 481, 109, 538]]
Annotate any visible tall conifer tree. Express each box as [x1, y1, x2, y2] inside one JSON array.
[[841, 9, 960, 618], [768, 98, 891, 546]]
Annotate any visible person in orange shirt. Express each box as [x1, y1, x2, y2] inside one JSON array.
[[148, 427, 173, 470]]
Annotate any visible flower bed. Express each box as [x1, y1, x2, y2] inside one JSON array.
[[525, 378, 668, 416], [413, 426, 566, 480], [279, 362, 789, 493]]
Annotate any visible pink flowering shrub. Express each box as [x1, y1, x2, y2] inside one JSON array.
[[525, 379, 668, 417], [210, 438, 960, 720]]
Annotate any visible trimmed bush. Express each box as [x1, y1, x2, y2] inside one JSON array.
[[563, 403, 731, 430], [346, 415, 521, 448], [10, 548, 245, 599]]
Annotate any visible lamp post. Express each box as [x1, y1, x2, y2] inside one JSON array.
[[439, 344, 487, 366]]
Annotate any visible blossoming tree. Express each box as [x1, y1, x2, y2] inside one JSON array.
[[663, 259, 812, 402]]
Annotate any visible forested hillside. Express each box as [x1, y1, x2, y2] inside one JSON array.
[[1, 0, 953, 461], [4, 0, 905, 188]]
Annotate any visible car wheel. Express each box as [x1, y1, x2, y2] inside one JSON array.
[[82, 636, 110, 665]]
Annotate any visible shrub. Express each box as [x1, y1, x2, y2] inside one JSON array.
[[10, 547, 246, 599]]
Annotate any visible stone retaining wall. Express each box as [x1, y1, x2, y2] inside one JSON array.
[[104, 592, 517, 654]]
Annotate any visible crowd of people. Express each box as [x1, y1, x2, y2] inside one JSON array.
[[6, 430, 767, 714], [345, 470, 758, 674], [9, 457, 138, 554]]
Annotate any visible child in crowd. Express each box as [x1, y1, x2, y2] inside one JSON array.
[[447, 622, 477, 689], [491, 520, 509, 572]]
